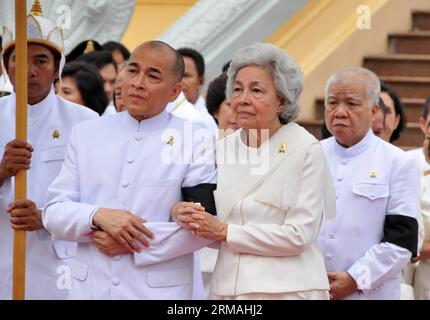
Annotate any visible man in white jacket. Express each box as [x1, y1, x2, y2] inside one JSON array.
[[0, 2, 98, 299], [43, 41, 217, 300], [318, 67, 420, 300]]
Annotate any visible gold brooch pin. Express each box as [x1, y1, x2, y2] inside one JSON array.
[[52, 130, 60, 139], [279, 143, 287, 153], [370, 169, 377, 178], [167, 136, 175, 146]]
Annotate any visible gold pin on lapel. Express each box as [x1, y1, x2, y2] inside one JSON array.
[[52, 130, 60, 139], [370, 169, 377, 178], [279, 143, 287, 153], [167, 136, 175, 146]]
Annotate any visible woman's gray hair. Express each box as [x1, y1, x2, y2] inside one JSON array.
[[226, 42, 304, 124]]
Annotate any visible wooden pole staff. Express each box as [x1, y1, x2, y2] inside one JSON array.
[[13, 0, 28, 300]]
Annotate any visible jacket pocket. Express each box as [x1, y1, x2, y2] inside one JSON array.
[[147, 267, 192, 288], [70, 259, 88, 281], [41, 146, 66, 162], [52, 240, 77, 259], [352, 183, 389, 200]]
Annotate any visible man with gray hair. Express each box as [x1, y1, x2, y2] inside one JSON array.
[[318, 67, 420, 299]]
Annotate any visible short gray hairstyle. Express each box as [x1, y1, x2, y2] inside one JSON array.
[[226, 42, 304, 124], [325, 67, 381, 108]]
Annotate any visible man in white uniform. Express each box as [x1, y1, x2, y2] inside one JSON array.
[[43, 40, 217, 300], [0, 2, 98, 299], [408, 97, 430, 173], [177, 48, 218, 135], [318, 67, 420, 300]]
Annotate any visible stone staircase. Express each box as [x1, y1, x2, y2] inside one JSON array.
[[299, 9, 430, 149]]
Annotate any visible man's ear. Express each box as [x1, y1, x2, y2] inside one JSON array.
[[370, 103, 379, 121], [54, 58, 61, 80], [169, 82, 183, 102], [419, 117, 427, 134], [199, 75, 205, 86]]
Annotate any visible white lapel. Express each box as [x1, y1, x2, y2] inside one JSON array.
[[215, 123, 316, 223]]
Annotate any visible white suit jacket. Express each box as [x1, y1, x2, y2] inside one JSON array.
[[0, 89, 97, 299], [210, 123, 336, 296], [43, 111, 216, 300], [319, 130, 420, 300], [414, 175, 430, 298]]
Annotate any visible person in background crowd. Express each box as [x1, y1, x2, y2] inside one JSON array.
[[319, 67, 419, 300], [377, 82, 406, 143], [0, 36, 13, 96], [102, 41, 131, 73], [175, 43, 335, 300], [76, 50, 118, 114], [371, 97, 388, 139], [113, 70, 126, 113], [177, 48, 218, 135], [409, 97, 430, 172], [206, 72, 240, 138], [57, 62, 109, 116], [66, 39, 102, 63]]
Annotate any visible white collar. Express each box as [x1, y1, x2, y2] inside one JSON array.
[[121, 110, 170, 132], [165, 91, 188, 114], [193, 95, 205, 110], [8, 86, 56, 120], [333, 128, 376, 158]]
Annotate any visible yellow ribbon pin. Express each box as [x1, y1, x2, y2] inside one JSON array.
[[370, 169, 377, 178], [52, 130, 60, 139], [279, 143, 287, 153], [167, 136, 175, 146]]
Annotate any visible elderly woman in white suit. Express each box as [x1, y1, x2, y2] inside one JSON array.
[[172, 43, 336, 300], [413, 127, 430, 299]]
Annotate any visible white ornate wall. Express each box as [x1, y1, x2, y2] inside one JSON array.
[[159, 0, 309, 89], [0, 0, 135, 54]]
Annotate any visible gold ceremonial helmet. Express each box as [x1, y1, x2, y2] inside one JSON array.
[[1, 0, 65, 57]]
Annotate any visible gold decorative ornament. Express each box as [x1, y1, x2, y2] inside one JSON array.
[[279, 143, 287, 153], [30, 0, 43, 17], [84, 41, 95, 54], [52, 130, 60, 139], [370, 169, 377, 178], [167, 136, 174, 146]]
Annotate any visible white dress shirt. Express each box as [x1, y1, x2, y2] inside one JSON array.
[[43, 110, 217, 300], [408, 148, 430, 173], [0, 88, 98, 299], [319, 129, 420, 299]]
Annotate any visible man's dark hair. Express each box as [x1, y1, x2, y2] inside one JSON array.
[[76, 50, 118, 72], [102, 41, 130, 61], [177, 47, 205, 77], [206, 73, 227, 124], [2, 44, 61, 72], [66, 40, 102, 63], [380, 81, 406, 142], [61, 62, 109, 116]]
